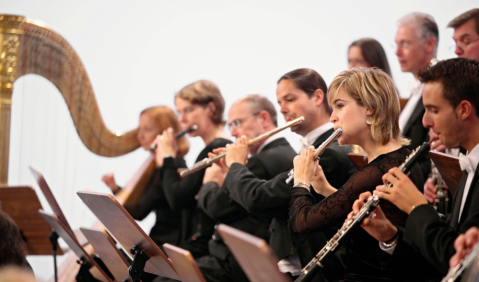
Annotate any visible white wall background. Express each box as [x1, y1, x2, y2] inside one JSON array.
[[3, 1, 477, 280]]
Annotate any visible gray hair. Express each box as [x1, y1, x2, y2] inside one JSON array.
[[238, 94, 278, 126], [397, 12, 439, 54]]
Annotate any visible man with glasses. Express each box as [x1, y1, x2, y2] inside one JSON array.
[[448, 9, 479, 62], [192, 94, 297, 282], [395, 12, 439, 182]]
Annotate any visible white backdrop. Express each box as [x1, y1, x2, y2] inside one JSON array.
[[3, 1, 477, 280]]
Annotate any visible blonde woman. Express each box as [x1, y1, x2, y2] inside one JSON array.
[[290, 68, 425, 281]]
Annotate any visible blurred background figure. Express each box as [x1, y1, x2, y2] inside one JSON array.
[[0, 266, 36, 282], [0, 209, 33, 273], [348, 38, 393, 79]]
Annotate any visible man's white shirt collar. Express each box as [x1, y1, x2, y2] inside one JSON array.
[[299, 123, 334, 150]]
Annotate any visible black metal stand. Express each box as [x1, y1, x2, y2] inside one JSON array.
[[128, 244, 150, 282], [75, 257, 102, 282], [48, 231, 59, 282]]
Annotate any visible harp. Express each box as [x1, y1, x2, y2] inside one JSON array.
[[0, 14, 141, 184]]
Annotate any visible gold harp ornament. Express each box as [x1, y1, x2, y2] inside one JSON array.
[[0, 14, 141, 184]]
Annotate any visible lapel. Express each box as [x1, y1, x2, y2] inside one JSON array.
[[311, 128, 335, 148], [260, 137, 289, 153], [458, 168, 479, 227], [450, 171, 468, 229], [403, 97, 425, 135]]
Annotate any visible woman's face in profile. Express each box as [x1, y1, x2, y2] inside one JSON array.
[[329, 89, 369, 145], [348, 46, 371, 69], [137, 113, 162, 151]]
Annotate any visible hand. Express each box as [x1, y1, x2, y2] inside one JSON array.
[[423, 178, 437, 204], [429, 129, 446, 151], [158, 127, 178, 158], [311, 161, 336, 196], [450, 227, 479, 268], [153, 135, 164, 167], [375, 167, 428, 214], [203, 163, 227, 186], [347, 192, 398, 242], [101, 173, 119, 193], [225, 136, 249, 167], [293, 146, 316, 187]]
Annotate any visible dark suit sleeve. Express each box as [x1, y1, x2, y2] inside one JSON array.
[[401, 204, 468, 274], [222, 163, 291, 217], [245, 155, 270, 179], [197, 182, 250, 223]]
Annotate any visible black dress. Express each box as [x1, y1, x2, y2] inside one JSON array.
[[121, 158, 186, 250], [289, 146, 425, 281], [161, 137, 232, 258]]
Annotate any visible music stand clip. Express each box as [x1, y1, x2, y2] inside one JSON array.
[[128, 244, 150, 282]]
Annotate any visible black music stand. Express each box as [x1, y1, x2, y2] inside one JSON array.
[[77, 191, 180, 281]]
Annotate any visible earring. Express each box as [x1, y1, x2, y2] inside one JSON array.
[[366, 116, 373, 125]]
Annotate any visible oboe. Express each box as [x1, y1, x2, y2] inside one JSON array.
[[180, 116, 305, 177], [285, 127, 343, 184], [441, 243, 479, 282], [431, 160, 449, 215], [295, 141, 433, 282], [150, 125, 198, 150]]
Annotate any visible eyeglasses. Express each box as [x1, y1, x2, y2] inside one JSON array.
[[228, 113, 260, 130], [392, 40, 420, 50], [449, 37, 479, 52]]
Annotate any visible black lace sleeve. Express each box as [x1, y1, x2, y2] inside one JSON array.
[[290, 164, 384, 234]]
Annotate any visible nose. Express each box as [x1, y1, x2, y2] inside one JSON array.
[[280, 103, 288, 116], [395, 45, 402, 57], [455, 45, 463, 57], [329, 110, 338, 123], [422, 112, 432, 129], [230, 127, 239, 138]]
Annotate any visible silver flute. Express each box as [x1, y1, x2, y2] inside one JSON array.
[[441, 243, 479, 282], [294, 141, 433, 282], [285, 127, 343, 184], [150, 125, 197, 150]]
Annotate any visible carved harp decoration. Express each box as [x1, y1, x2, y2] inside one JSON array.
[[0, 14, 140, 184]]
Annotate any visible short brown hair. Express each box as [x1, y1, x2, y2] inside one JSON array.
[[328, 68, 409, 146], [175, 80, 225, 125], [278, 68, 331, 114], [240, 94, 278, 126], [0, 211, 27, 268], [447, 8, 479, 35], [140, 106, 189, 157]]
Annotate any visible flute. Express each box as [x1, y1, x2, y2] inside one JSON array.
[[180, 116, 305, 177], [295, 140, 433, 282], [441, 243, 479, 282], [285, 127, 343, 184], [150, 125, 197, 150]]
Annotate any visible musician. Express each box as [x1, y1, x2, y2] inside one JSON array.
[[220, 68, 356, 281], [155, 80, 231, 259], [0, 209, 32, 273], [395, 12, 438, 181], [194, 94, 296, 281], [349, 58, 479, 278], [348, 38, 393, 77], [101, 106, 189, 249], [290, 67, 425, 281], [424, 8, 479, 205], [448, 8, 479, 62]]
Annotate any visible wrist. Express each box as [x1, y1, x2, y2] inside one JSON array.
[[293, 182, 311, 190], [408, 201, 427, 214]]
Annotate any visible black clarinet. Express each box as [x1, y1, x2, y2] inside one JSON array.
[[295, 141, 432, 282], [150, 125, 197, 150]]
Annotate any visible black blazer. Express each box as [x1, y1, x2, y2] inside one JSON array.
[[222, 128, 356, 281], [402, 97, 431, 181], [385, 168, 479, 278]]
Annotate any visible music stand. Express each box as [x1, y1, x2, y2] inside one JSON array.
[[39, 210, 113, 281], [217, 224, 291, 282], [430, 151, 462, 195], [77, 191, 180, 281], [0, 186, 65, 255], [80, 227, 131, 282], [163, 243, 206, 282], [348, 153, 367, 170]]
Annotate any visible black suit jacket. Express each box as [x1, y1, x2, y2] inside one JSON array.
[[402, 97, 431, 181], [385, 168, 479, 278], [222, 128, 357, 280]]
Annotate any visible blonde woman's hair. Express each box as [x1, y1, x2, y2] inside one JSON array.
[[328, 68, 409, 146], [140, 106, 189, 157], [175, 80, 225, 125]]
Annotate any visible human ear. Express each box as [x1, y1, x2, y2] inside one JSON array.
[[457, 100, 472, 120], [313, 89, 324, 107]]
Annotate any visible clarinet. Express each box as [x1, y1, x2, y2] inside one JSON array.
[[285, 128, 343, 184], [441, 243, 479, 282], [431, 160, 449, 215], [295, 141, 432, 282], [150, 125, 197, 150]]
